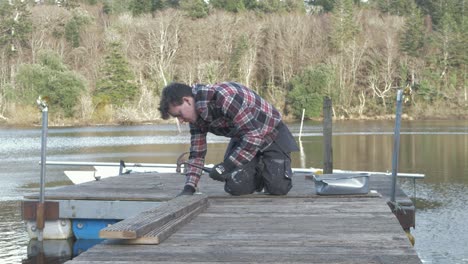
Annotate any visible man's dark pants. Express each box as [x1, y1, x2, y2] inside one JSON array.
[[223, 123, 299, 196]]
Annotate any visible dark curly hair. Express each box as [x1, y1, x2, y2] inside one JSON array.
[[158, 82, 193, 120]]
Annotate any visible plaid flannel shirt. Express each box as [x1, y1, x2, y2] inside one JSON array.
[[185, 82, 282, 187]]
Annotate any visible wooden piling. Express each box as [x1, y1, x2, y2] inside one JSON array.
[[323, 96, 333, 174]]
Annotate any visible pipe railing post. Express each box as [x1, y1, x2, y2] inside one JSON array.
[[36, 97, 48, 241], [391, 90, 403, 203]]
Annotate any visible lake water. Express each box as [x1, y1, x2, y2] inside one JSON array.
[[0, 120, 467, 264]]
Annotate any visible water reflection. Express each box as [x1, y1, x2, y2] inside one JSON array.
[[22, 238, 105, 263], [407, 182, 468, 264], [411, 197, 444, 210], [22, 235, 107, 263], [73, 239, 105, 256], [24, 239, 73, 264], [0, 201, 29, 263]]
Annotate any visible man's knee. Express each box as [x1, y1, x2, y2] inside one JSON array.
[[224, 168, 257, 196], [263, 158, 292, 195], [265, 180, 291, 195]]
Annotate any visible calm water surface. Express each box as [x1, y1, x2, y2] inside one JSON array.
[[0, 120, 467, 264]]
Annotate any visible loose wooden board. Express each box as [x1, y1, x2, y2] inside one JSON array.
[[99, 194, 208, 239], [114, 203, 208, 245]]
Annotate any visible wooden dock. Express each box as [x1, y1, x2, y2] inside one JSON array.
[[24, 172, 422, 263]]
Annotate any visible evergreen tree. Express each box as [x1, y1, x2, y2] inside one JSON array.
[[102, 0, 134, 14], [284, 0, 306, 13], [0, 0, 32, 52], [257, 0, 284, 13], [129, 0, 178, 15], [377, 0, 414, 16], [129, 0, 153, 16], [64, 9, 92, 48], [329, 0, 358, 51], [210, 0, 245, 13], [416, 0, 465, 27], [287, 64, 335, 118], [243, 0, 258, 10], [400, 1, 425, 57], [431, 10, 465, 95], [375, 0, 390, 14], [447, 0, 466, 27], [436, 12, 459, 64], [0, 0, 32, 80], [229, 35, 249, 80], [307, 0, 336, 12], [391, 0, 415, 16], [94, 42, 138, 107], [180, 0, 209, 18]]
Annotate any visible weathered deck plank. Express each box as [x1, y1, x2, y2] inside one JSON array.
[[66, 196, 421, 264]]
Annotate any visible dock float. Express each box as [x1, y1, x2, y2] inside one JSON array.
[[23, 172, 422, 263]]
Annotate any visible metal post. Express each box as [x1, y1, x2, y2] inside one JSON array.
[[36, 97, 48, 241], [119, 160, 125, 175], [391, 90, 403, 203]]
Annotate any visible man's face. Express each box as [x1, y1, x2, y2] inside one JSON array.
[[168, 96, 198, 124]]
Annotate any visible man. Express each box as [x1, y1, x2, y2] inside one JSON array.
[[158, 82, 298, 196]]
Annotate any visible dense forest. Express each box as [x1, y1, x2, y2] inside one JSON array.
[[0, 0, 466, 126]]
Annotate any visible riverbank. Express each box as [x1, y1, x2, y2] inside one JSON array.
[[2, 112, 466, 128]]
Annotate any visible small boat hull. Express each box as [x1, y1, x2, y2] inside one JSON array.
[[65, 166, 178, 184]]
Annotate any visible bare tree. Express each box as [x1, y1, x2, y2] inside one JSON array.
[[359, 12, 405, 114], [124, 11, 181, 88]]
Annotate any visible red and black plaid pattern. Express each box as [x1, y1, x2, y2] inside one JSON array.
[[185, 82, 282, 187]]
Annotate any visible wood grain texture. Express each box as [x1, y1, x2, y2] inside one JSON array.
[[99, 194, 207, 239], [67, 197, 421, 264], [114, 203, 208, 245]]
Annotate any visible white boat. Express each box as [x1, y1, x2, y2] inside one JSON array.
[[64, 165, 179, 184], [64, 171, 99, 185], [55, 160, 424, 185]]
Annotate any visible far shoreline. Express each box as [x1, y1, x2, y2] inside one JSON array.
[[1, 113, 466, 129]]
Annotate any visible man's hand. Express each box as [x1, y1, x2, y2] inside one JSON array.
[[209, 160, 236, 182], [177, 185, 195, 196]]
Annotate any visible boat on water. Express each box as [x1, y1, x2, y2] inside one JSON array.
[[65, 165, 180, 184], [56, 160, 424, 185]]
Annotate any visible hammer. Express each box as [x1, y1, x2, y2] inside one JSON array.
[[176, 152, 212, 173]]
